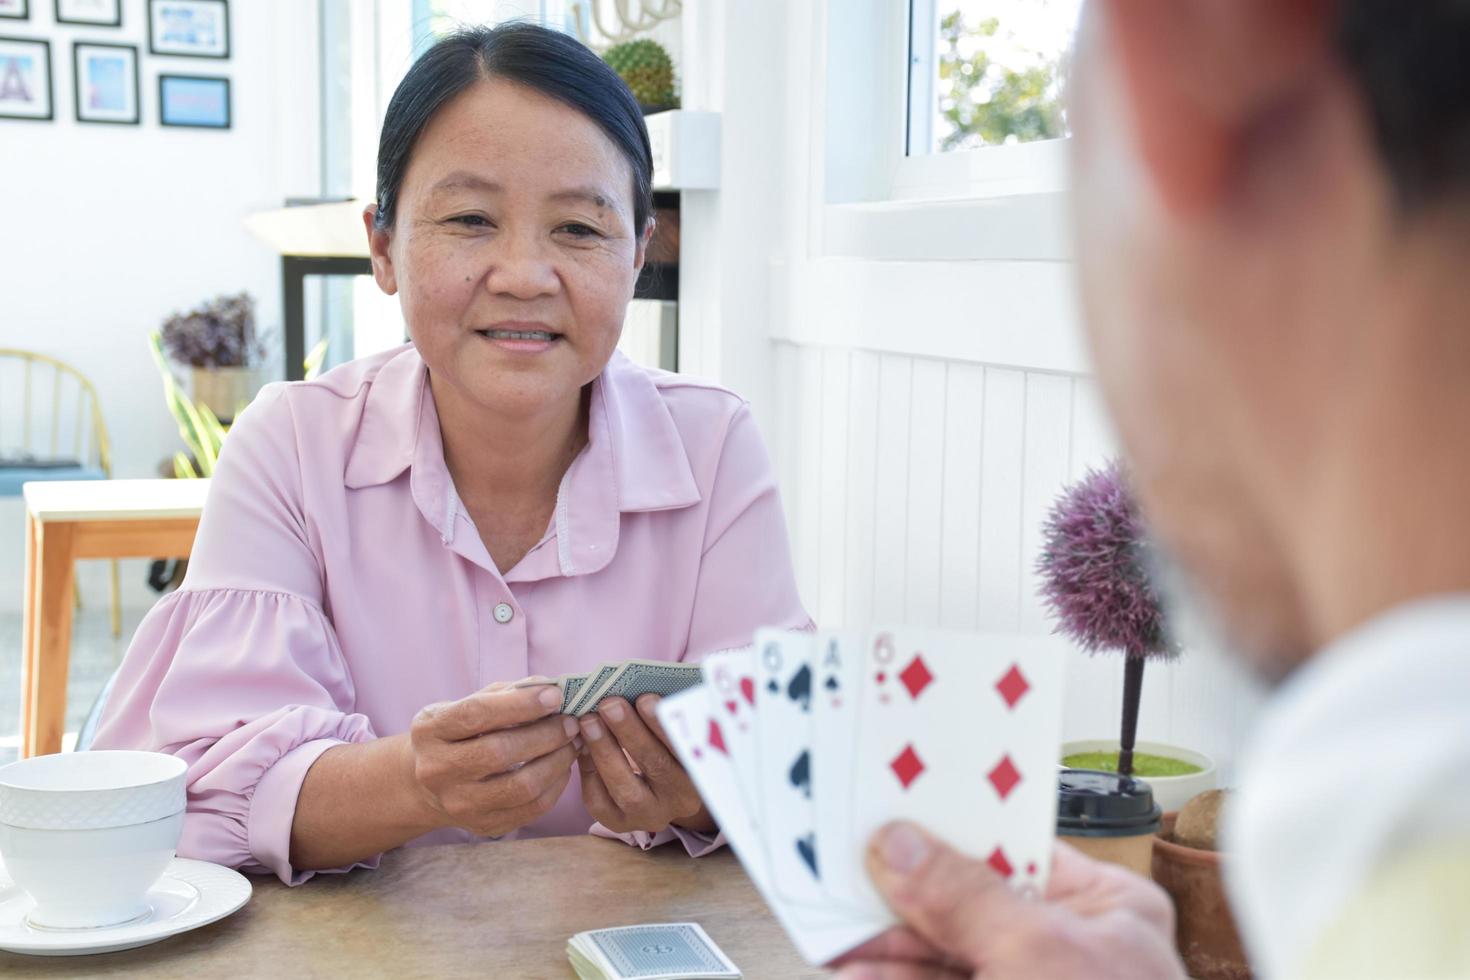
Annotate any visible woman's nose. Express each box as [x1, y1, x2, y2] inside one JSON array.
[[482, 231, 560, 300]]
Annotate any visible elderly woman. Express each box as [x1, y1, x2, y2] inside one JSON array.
[[94, 23, 807, 884]]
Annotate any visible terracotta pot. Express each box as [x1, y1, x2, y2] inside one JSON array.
[[1152, 812, 1253, 980]]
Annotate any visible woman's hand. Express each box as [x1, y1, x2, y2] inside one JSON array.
[[404, 680, 581, 839], [577, 694, 717, 835]]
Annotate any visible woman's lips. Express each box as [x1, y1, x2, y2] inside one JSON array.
[[475, 327, 562, 353]]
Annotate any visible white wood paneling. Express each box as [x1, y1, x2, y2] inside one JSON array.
[[871, 356, 913, 624], [938, 363, 984, 630], [904, 359, 947, 626], [815, 348, 851, 624], [770, 337, 1265, 777], [976, 369, 1026, 631], [843, 350, 882, 628]]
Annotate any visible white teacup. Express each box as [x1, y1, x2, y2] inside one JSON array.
[[0, 750, 187, 929]]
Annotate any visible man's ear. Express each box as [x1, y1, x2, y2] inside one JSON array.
[[363, 204, 398, 295], [1099, 0, 1332, 214]]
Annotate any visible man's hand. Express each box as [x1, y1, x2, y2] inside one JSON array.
[[832, 823, 1184, 980]]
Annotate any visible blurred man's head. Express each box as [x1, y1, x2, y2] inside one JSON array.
[[1070, 1, 1470, 681]]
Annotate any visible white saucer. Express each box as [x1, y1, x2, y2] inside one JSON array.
[[0, 857, 251, 956]]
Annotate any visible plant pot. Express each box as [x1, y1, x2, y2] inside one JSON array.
[[190, 366, 262, 422], [1152, 812, 1253, 980], [1060, 739, 1217, 813]]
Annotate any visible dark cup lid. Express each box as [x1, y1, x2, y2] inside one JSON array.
[[1056, 768, 1163, 837]]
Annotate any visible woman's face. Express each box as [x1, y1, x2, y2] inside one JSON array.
[[367, 77, 647, 419]]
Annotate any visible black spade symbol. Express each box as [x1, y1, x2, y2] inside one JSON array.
[[787, 664, 813, 712], [788, 749, 811, 799], [824, 675, 840, 691], [796, 833, 819, 877]]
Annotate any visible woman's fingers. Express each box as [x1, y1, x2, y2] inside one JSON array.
[[466, 753, 576, 838], [416, 684, 563, 742], [634, 694, 676, 751], [577, 747, 625, 826], [467, 740, 578, 812], [446, 714, 580, 777], [597, 698, 685, 792], [579, 712, 655, 816]]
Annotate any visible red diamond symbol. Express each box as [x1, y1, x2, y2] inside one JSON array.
[[898, 655, 934, 700], [707, 720, 727, 754], [890, 744, 926, 789], [988, 754, 1021, 800], [995, 664, 1030, 709], [988, 846, 1014, 879]]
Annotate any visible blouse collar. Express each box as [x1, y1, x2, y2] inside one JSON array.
[[343, 344, 700, 578]]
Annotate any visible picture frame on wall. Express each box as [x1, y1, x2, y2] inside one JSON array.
[[0, 0, 28, 22], [0, 36, 51, 120], [147, 0, 228, 59], [159, 72, 228, 128], [73, 41, 137, 124], [55, 0, 120, 27]]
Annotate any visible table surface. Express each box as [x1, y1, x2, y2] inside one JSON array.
[[22, 479, 210, 522], [0, 836, 823, 979]]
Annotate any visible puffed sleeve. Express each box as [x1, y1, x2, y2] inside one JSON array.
[[684, 403, 813, 657], [91, 385, 378, 885]]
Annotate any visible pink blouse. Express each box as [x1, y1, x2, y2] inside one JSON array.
[[93, 344, 809, 883]]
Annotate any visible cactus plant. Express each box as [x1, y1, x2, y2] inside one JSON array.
[[602, 38, 678, 110]]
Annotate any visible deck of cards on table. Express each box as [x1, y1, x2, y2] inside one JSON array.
[[657, 628, 1066, 965], [566, 923, 741, 979]]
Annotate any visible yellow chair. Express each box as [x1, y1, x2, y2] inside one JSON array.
[[0, 349, 121, 637]]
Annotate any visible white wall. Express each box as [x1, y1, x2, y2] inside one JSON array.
[[0, 0, 320, 612]]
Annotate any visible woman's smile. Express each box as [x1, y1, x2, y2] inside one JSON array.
[[475, 322, 564, 354]]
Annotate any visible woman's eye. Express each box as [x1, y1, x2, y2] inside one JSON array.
[[449, 214, 491, 228], [558, 223, 601, 238]]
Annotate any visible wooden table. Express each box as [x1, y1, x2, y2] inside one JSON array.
[[0, 836, 821, 978], [20, 479, 209, 758]]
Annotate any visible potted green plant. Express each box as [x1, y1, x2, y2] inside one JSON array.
[[159, 292, 266, 423], [601, 38, 679, 113], [1037, 459, 1217, 812]]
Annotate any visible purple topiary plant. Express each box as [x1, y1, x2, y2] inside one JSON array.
[[161, 292, 264, 369], [1037, 459, 1179, 776]]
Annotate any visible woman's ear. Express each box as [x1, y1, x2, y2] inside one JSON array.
[[633, 216, 655, 272], [363, 204, 398, 295]]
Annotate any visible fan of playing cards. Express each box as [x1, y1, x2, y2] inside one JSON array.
[[656, 628, 1066, 965]]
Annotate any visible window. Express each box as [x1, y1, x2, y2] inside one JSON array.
[[908, 0, 1081, 157]]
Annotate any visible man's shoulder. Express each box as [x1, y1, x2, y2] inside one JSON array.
[[1301, 841, 1470, 979]]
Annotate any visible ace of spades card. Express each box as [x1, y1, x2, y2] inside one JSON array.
[[809, 630, 876, 914], [751, 628, 828, 908], [847, 629, 1066, 911]]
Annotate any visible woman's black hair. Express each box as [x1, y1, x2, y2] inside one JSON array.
[[373, 22, 653, 234]]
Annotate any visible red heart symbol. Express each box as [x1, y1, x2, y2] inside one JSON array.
[[708, 720, 727, 754], [724, 699, 738, 715], [740, 677, 755, 705]]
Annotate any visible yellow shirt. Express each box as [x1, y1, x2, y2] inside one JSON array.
[[1300, 843, 1470, 979]]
